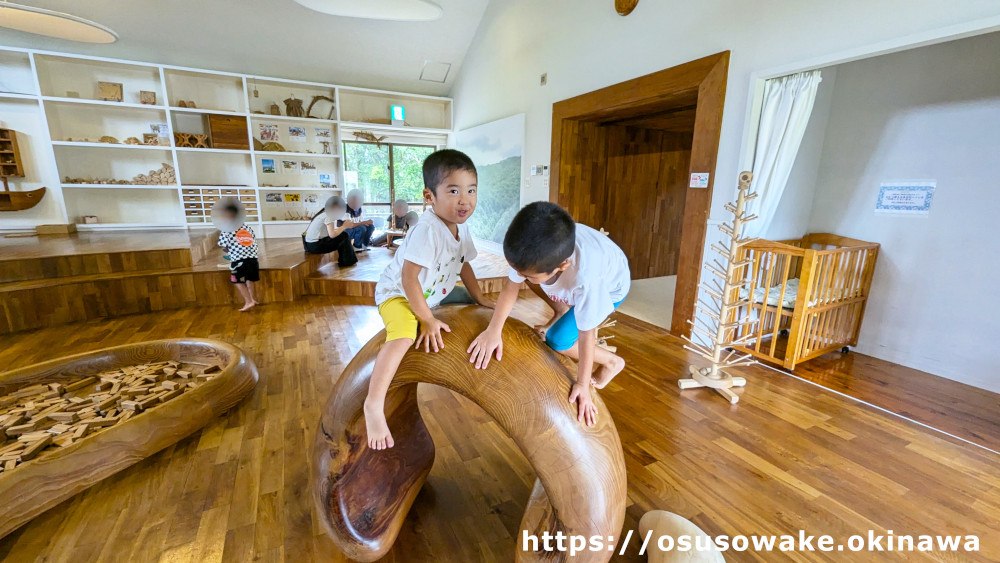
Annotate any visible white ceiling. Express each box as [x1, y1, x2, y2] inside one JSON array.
[[0, 0, 490, 96]]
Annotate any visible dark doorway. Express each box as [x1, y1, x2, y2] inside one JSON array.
[[550, 52, 729, 336]]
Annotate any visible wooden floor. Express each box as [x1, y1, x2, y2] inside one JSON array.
[[0, 231, 509, 280], [0, 295, 997, 562], [755, 334, 1000, 453], [305, 246, 510, 284], [0, 230, 199, 259]]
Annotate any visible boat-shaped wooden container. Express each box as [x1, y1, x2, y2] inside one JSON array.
[[0, 338, 258, 539]]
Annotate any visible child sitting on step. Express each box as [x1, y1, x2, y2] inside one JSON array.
[[365, 149, 494, 450], [468, 202, 630, 427]]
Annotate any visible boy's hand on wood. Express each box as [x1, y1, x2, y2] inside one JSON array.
[[569, 383, 598, 427], [476, 297, 497, 309], [415, 317, 451, 353], [467, 329, 503, 369]]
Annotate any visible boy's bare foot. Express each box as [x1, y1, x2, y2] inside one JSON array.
[[534, 310, 566, 339], [591, 355, 625, 389], [364, 399, 395, 450], [239, 301, 256, 312], [533, 317, 556, 339]]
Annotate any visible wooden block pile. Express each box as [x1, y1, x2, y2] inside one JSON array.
[[0, 361, 221, 473], [131, 162, 177, 185], [61, 163, 176, 186]]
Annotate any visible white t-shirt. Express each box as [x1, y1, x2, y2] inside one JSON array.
[[375, 208, 478, 307], [509, 223, 630, 331], [304, 211, 335, 243]]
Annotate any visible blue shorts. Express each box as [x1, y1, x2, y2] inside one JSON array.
[[545, 299, 625, 351]]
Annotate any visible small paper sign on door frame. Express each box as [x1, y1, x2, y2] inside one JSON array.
[[690, 173, 710, 188]]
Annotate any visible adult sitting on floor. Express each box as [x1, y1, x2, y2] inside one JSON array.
[[342, 189, 376, 252], [302, 196, 358, 267], [371, 199, 420, 247]]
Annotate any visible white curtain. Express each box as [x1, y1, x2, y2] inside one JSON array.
[[743, 70, 822, 239]]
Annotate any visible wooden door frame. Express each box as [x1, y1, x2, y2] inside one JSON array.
[[549, 51, 729, 336]]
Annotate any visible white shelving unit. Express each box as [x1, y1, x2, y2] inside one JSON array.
[[0, 46, 453, 237]]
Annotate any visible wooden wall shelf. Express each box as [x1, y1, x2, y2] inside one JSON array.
[[0, 46, 453, 236]]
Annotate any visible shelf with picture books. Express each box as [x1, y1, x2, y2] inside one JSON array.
[[259, 189, 331, 223], [255, 154, 337, 190], [251, 115, 337, 157]]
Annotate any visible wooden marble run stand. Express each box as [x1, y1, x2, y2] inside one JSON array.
[[313, 306, 627, 563], [678, 171, 758, 404]]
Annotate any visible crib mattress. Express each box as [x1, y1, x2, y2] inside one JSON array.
[[741, 278, 800, 309], [741, 278, 855, 309]]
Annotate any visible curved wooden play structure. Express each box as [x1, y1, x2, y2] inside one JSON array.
[[0, 339, 258, 539], [313, 305, 627, 562]]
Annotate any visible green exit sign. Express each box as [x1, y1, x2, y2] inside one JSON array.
[[390, 105, 405, 121]]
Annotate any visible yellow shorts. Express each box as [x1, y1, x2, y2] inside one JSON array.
[[378, 297, 418, 342]]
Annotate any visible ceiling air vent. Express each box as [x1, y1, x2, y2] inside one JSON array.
[[419, 61, 452, 83]]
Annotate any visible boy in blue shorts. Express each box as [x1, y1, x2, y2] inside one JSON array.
[[468, 202, 630, 426], [365, 149, 494, 450]]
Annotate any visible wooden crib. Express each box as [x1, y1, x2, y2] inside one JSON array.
[[728, 233, 879, 370]]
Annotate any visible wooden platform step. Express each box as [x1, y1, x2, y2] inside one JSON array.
[[0, 229, 224, 284], [0, 239, 507, 335], [0, 248, 194, 284]]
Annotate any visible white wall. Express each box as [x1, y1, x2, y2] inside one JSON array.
[[765, 67, 837, 240], [0, 100, 66, 228], [806, 32, 1000, 392], [451, 0, 1000, 389], [452, 0, 1000, 216]]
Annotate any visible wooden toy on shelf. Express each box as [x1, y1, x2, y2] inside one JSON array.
[[283, 96, 305, 117], [0, 128, 46, 212], [97, 81, 123, 102], [174, 132, 210, 149], [306, 95, 336, 119], [313, 306, 627, 563], [677, 171, 758, 404], [206, 114, 249, 150]]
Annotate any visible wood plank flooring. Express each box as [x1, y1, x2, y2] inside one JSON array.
[[759, 334, 1000, 453], [0, 296, 997, 561]]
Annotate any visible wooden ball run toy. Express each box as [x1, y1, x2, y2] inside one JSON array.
[[313, 305, 627, 562]]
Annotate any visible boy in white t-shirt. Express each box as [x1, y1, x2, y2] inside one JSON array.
[[365, 149, 494, 450], [468, 202, 630, 427]]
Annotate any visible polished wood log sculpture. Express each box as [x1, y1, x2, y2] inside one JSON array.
[[0, 339, 258, 539], [314, 305, 627, 562]]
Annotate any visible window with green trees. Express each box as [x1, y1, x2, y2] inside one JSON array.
[[342, 141, 435, 205]]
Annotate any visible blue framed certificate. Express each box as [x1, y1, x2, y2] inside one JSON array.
[[876, 182, 935, 215]]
